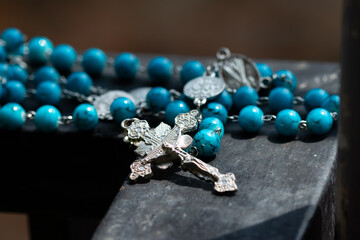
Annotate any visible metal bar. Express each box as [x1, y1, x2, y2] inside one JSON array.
[[336, 0, 360, 239]]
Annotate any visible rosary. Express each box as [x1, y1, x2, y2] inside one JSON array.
[[0, 28, 339, 194]]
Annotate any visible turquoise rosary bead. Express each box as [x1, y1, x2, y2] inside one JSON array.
[[273, 69, 297, 92], [36, 81, 62, 105], [0, 28, 24, 52], [73, 103, 99, 131], [0, 63, 7, 78], [256, 63, 273, 77], [212, 90, 233, 111], [28, 36, 53, 65], [114, 52, 139, 80], [306, 108, 333, 135], [199, 117, 225, 139], [321, 95, 340, 114], [110, 97, 137, 124], [82, 48, 107, 76], [202, 102, 228, 124], [275, 109, 301, 136], [147, 56, 173, 83], [304, 88, 329, 112], [0, 102, 26, 130], [66, 72, 93, 95], [4, 80, 26, 103], [13, 44, 24, 56], [146, 87, 171, 112], [50, 44, 77, 73], [165, 100, 190, 126], [0, 84, 3, 100], [180, 60, 205, 85], [268, 87, 294, 113], [0, 46, 6, 62], [192, 129, 221, 157], [34, 66, 60, 86], [233, 86, 259, 111], [238, 105, 264, 132], [7, 64, 28, 84], [34, 105, 61, 132]]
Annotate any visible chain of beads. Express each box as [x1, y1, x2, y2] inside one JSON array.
[[0, 28, 340, 158]]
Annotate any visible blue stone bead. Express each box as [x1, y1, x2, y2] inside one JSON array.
[[81, 48, 106, 76], [238, 105, 264, 132], [0, 102, 26, 130], [34, 105, 61, 132], [199, 117, 225, 139], [73, 103, 99, 131], [50, 44, 77, 72], [275, 109, 301, 136], [306, 108, 333, 135], [34, 66, 60, 86], [66, 72, 93, 96], [4, 80, 26, 103], [212, 90, 233, 111], [165, 100, 190, 125], [13, 44, 25, 56], [110, 97, 137, 124], [268, 87, 294, 113], [146, 87, 171, 112], [114, 52, 139, 80], [36, 81, 62, 105], [233, 86, 259, 111], [321, 95, 340, 115], [0, 45, 7, 62], [28, 36, 54, 65], [0, 84, 4, 100], [7, 64, 28, 84], [180, 60, 205, 85], [192, 129, 221, 157], [202, 102, 228, 124], [1, 28, 24, 52], [273, 70, 297, 92], [148, 56, 173, 83], [256, 63, 273, 77], [0, 63, 8, 78], [304, 88, 329, 112]]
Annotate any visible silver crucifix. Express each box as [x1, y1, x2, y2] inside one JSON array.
[[121, 110, 238, 193]]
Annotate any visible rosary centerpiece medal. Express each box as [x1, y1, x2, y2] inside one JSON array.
[[216, 47, 261, 91]]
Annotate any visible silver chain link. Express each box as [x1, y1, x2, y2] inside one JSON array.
[[61, 89, 90, 102], [26, 88, 36, 98], [293, 96, 305, 105], [169, 89, 181, 100], [90, 85, 108, 95], [298, 120, 308, 132], [262, 114, 277, 123], [259, 77, 272, 89], [98, 112, 113, 121], [256, 96, 269, 105], [227, 115, 239, 122], [25, 111, 36, 120], [330, 112, 338, 121], [58, 115, 73, 125]]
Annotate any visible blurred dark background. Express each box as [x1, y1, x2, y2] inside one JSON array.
[[0, 0, 342, 61], [0, 0, 343, 239]]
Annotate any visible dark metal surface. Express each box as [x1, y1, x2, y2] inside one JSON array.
[[92, 60, 340, 240]]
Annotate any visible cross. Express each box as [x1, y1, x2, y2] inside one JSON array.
[[121, 110, 238, 193]]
